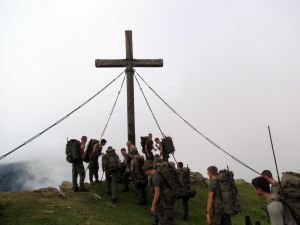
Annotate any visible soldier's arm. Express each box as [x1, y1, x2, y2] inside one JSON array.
[[206, 192, 214, 224], [145, 144, 148, 154], [151, 187, 160, 212]]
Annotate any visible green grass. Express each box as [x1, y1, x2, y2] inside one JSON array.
[[0, 182, 270, 225]]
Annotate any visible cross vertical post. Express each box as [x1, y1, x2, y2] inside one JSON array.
[[95, 30, 163, 147], [125, 31, 135, 146]]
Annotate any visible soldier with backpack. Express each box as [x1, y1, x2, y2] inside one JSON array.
[[120, 148, 131, 192], [206, 166, 232, 225], [261, 170, 279, 194], [177, 162, 190, 221], [143, 162, 176, 225], [252, 176, 297, 225], [68, 136, 89, 192], [89, 139, 107, 185], [102, 146, 120, 203], [131, 149, 148, 205], [155, 138, 169, 162], [145, 133, 155, 161]]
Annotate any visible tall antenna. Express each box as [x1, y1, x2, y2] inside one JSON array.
[[268, 126, 284, 194]]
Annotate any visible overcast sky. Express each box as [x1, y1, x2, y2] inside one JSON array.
[[1, 0, 299, 189]]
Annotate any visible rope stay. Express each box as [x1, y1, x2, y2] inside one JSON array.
[[134, 73, 164, 137], [100, 74, 126, 140], [0, 70, 125, 161], [135, 70, 260, 175]]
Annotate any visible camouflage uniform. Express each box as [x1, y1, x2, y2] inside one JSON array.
[[149, 174, 159, 225], [145, 139, 154, 161], [132, 156, 147, 204], [152, 171, 175, 225], [122, 154, 131, 190], [89, 143, 102, 182], [72, 142, 86, 190], [103, 149, 120, 200], [208, 178, 232, 225]]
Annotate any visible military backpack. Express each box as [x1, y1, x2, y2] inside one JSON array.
[[134, 156, 148, 187], [140, 136, 148, 154], [269, 171, 300, 224], [83, 139, 99, 163], [65, 139, 81, 163], [162, 136, 175, 155], [158, 162, 184, 199], [102, 148, 119, 171], [153, 155, 163, 169], [217, 169, 241, 215], [179, 167, 191, 195]]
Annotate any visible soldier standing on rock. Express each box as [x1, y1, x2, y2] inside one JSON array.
[[73, 136, 89, 192], [89, 139, 107, 185]]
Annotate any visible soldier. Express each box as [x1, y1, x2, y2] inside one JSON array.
[[206, 166, 231, 225], [131, 149, 147, 205], [143, 163, 176, 225], [155, 138, 169, 162], [177, 162, 189, 220], [73, 136, 89, 192], [252, 176, 297, 225], [261, 170, 279, 194], [145, 133, 155, 161], [126, 141, 137, 156], [121, 148, 131, 192], [102, 146, 120, 203], [89, 139, 107, 184], [147, 160, 159, 225]]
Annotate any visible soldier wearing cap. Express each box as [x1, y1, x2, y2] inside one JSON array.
[[143, 163, 175, 225]]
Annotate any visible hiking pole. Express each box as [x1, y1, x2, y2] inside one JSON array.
[[268, 126, 284, 194], [99, 171, 105, 186]]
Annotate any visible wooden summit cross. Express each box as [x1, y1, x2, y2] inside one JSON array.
[[95, 30, 163, 146]]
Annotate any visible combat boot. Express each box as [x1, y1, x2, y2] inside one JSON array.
[[183, 214, 188, 220], [74, 187, 79, 192], [95, 180, 101, 183], [90, 180, 94, 185]]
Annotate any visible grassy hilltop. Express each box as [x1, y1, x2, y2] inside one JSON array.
[[0, 179, 270, 225]]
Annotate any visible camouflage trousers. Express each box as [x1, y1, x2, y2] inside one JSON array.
[[105, 169, 119, 200], [72, 161, 85, 189], [137, 186, 147, 204], [145, 151, 154, 161], [182, 196, 189, 214], [162, 155, 169, 162], [122, 170, 131, 189], [156, 195, 175, 225], [89, 161, 99, 182], [211, 211, 231, 225]]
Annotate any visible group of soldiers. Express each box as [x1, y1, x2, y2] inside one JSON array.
[[71, 134, 297, 225], [71, 134, 190, 224]]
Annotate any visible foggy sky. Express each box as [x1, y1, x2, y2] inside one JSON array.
[[1, 0, 300, 189]]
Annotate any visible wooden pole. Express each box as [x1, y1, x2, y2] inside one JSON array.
[[125, 31, 136, 146]]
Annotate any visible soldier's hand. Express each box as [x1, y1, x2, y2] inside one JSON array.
[[147, 154, 150, 157], [151, 205, 156, 213], [206, 214, 212, 224]]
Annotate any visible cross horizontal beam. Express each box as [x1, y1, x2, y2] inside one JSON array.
[[95, 59, 163, 68]]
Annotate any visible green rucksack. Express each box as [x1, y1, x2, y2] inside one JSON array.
[[65, 139, 81, 163], [162, 136, 175, 155], [102, 148, 119, 171], [140, 136, 148, 154], [217, 169, 241, 215], [153, 155, 163, 169], [273, 171, 300, 224], [158, 162, 184, 199], [179, 167, 191, 194], [83, 139, 99, 163], [134, 156, 148, 187]]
